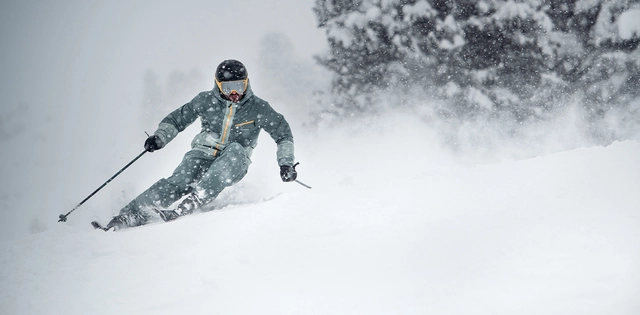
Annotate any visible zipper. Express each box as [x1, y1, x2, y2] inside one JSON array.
[[234, 120, 255, 127], [214, 103, 235, 156]]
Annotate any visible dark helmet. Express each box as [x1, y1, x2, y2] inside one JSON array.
[[215, 59, 248, 82]]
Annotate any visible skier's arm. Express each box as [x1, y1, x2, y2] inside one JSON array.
[[153, 94, 203, 146], [259, 104, 295, 167], [276, 137, 295, 167]]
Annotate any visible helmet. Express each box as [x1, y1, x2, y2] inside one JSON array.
[[215, 59, 248, 82], [215, 60, 248, 96]]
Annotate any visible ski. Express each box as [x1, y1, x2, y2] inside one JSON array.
[[91, 220, 110, 231], [152, 208, 181, 222]]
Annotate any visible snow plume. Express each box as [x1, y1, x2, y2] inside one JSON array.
[[312, 0, 640, 153], [306, 79, 638, 166], [1, 108, 639, 315]]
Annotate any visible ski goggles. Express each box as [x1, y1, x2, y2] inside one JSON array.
[[216, 78, 248, 96]]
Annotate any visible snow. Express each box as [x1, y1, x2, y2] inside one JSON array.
[[575, 0, 601, 12], [402, 0, 434, 18], [327, 20, 355, 46], [1, 113, 639, 314], [402, 0, 436, 23], [492, 1, 553, 33], [468, 87, 494, 110], [619, 8, 640, 39], [438, 16, 466, 50]]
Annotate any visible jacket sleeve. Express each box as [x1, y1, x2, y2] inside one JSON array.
[[258, 103, 295, 167], [153, 94, 203, 146]]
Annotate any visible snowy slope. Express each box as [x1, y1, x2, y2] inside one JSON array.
[[2, 1, 639, 314], [1, 119, 639, 315]]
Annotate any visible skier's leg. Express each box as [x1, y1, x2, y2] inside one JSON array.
[[161, 143, 249, 221], [198, 142, 250, 204], [109, 150, 213, 229]]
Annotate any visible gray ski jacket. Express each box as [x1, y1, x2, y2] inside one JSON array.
[[152, 83, 295, 166]]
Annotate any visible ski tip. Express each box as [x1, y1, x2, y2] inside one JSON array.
[[91, 221, 110, 232]]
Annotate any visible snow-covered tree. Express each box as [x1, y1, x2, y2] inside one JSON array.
[[314, 0, 640, 122]]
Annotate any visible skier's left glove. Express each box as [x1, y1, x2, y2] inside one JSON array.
[[280, 162, 298, 182]]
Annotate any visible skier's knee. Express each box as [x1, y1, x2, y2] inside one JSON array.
[[223, 142, 248, 159], [164, 175, 194, 193]]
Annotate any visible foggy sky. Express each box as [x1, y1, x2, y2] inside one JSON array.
[[1, 0, 325, 107], [0, 0, 326, 240]]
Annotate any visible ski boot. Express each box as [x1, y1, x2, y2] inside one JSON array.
[[156, 194, 202, 222], [92, 214, 136, 231], [105, 215, 130, 230]]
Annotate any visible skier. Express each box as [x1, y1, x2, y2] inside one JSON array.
[[104, 59, 297, 230]]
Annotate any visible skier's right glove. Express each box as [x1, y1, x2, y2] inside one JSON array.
[[144, 135, 164, 152], [280, 162, 298, 182]]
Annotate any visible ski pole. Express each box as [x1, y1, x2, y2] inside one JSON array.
[[58, 150, 147, 222], [295, 179, 312, 189], [288, 162, 311, 189]]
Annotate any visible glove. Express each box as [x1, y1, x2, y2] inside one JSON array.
[[144, 135, 164, 152], [280, 162, 299, 182]]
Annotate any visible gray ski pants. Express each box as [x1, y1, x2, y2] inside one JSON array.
[[119, 142, 249, 225]]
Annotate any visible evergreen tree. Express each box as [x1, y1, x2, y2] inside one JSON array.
[[313, 0, 640, 123]]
